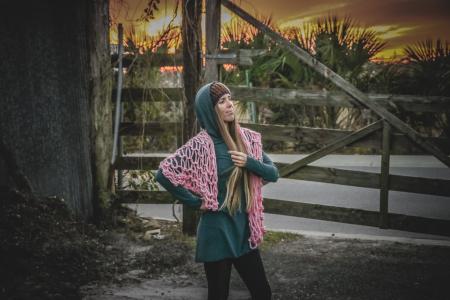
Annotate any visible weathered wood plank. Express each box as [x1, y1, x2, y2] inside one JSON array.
[[115, 87, 450, 113], [231, 87, 450, 112], [275, 164, 450, 197], [116, 121, 449, 154], [204, 0, 221, 82], [279, 120, 383, 177], [111, 53, 184, 67], [119, 122, 179, 136], [243, 123, 299, 143], [114, 156, 165, 170], [242, 123, 450, 154], [389, 174, 450, 197], [116, 88, 182, 102], [116, 190, 450, 236], [379, 121, 391, 228], [263, 198, 380, 226], [221, 0, 450, 167], [118, 190, 174, 204], [114, 156, 450, 197], [113, 50, 267, 68], [205, 49, 266, 66], [263, 198, 450, 237], [281, 165, 379, 188]]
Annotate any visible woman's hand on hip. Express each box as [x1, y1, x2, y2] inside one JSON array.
[[199, 201, 208, 211], [228, 150, 247, 167]]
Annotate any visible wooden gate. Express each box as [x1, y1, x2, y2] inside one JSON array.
[[113, 0, 450, 237]]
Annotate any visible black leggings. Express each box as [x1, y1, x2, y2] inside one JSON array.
[[203, 249, 271, 300]]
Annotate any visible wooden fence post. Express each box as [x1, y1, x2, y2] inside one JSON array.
[[379, 120, 391, 228], [204, 0, 221, 83], [181, 0, 202, 235]]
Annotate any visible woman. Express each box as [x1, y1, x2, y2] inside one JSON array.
[[155, 81, 279, 300]]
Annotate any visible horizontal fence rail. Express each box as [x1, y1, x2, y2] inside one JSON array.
[[117, 121, 450, 155], [114, 87, 450, 113], [120, 122, 180, 136], [111, 50, 267, 68], [118, 190, 450, 237], [114, 157, 450, 197], [275, 164, 450, 197], [243, 123, 450, 155]]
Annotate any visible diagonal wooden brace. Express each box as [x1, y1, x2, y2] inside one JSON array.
[[221, 0, 450, 167], [279, 120, 383, 178]]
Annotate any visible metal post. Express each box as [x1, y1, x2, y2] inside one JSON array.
[[112, 24, 124, 188], [245, 70, 257, 123]]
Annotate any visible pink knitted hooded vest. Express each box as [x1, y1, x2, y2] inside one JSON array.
[[159, 126, 265, 249]]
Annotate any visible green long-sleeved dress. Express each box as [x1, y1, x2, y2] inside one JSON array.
[[155, 82, 279, 262], [155, 136, 278, 262]]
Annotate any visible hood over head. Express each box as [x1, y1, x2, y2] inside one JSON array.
[[195, 82, 224, 140]]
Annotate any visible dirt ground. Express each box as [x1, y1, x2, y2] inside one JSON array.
[[81, 219, 450, 300], [4, 154, 448, 300]]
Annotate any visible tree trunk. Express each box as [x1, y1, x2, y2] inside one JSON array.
[[181, 0, 202, 235], [87, 0, 114, 220], [0, 0, 112, 219]]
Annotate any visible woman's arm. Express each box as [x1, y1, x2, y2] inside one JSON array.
[[155, 169, 202, 209], [244, 152, 279, 182]]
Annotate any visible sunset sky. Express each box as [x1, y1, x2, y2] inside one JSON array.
[[110, 0, 450, 60]]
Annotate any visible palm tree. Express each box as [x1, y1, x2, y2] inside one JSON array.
[[401, 39, 450, 137], [404, 39, 450, 96], [221, 14, 275, 50], [312, 16, 386, 128], [247, 15, 385, 129], [313, 15, 386, 88]]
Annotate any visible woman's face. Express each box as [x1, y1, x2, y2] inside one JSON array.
[[216, 94, 235, 123]]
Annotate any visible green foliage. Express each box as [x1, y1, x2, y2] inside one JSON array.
[[225, 15, 386, 92], [221, 15, 275, 50], [403, 39, 450, 96], [373, 39, 450, 137], [314, 16, 385, 85], [222, 15, 386, 132], [122, 170, 159, 191], [221, 15, 448, 138]]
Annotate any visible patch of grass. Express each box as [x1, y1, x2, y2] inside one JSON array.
[[261, 231, 302, 249]]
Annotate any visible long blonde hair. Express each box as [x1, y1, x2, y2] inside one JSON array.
[[214, 105, 253, 215]]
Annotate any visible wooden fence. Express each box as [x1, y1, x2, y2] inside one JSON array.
[[114, 86, 450, 237], [112, 0, 450, 237]]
